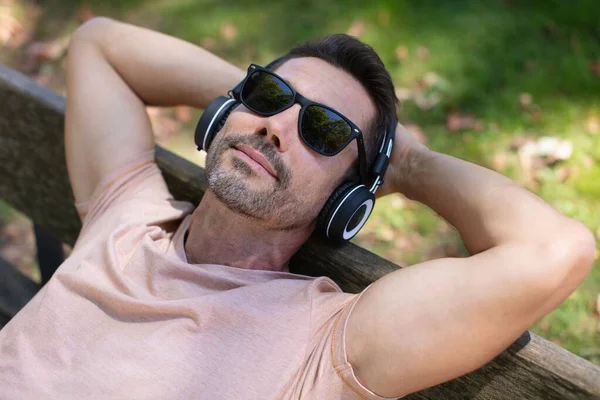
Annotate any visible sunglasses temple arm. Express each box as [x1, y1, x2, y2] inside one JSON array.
[[228, 80, 244, 99], [356, 135, 369, 186]]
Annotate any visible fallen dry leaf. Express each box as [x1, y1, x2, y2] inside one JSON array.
[[556, 166, 573, 182], [510, 136, 531, 151], [25, 35, 70, 67], [347, 20, 366, 37], [519, 93, 532, 108], [526, 105, 542, 123], [220, 22, 237, 41], [0, 2, 42, 49], [414, 92, 441, 110], [490, 152, 508, 172], [587, 114, 599, 134], [417, 46, 429, 60], [394, 87, 412, 101], [423, 72, 439, 86], [395, 46, 408, 61], [446, 111, 482, 132], [175, 106, 193, 123], [0, 11, 20, 46], [200, 37, 216, 50], [592, 61, 600, 78], [77, 3, 95, 24]]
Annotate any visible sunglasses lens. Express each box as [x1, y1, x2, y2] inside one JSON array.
[[241, 71, 294, 114], [301, 105, 353, 155]]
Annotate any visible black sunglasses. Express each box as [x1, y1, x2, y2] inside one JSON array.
[[230, 64, 368, 182]]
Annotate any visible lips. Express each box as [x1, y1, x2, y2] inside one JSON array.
[[234, 144, 278, 179]]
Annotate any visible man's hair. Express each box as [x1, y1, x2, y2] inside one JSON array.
[[269, 34, 399, 177]]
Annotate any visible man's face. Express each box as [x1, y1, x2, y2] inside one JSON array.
[[205, 57, 376, 230]]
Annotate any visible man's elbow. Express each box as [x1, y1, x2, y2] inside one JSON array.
[[70, 17, 116, 46], [544, 220, 596, 291]]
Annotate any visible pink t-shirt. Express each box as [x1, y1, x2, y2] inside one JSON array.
[[0, 150, 396, 399]]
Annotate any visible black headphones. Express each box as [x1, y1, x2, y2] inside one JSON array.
[[194, 58, 395, 244]]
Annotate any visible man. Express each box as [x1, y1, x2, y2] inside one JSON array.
[[0, 17, 595, 399]]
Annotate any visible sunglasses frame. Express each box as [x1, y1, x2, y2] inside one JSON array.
[[230, 64, 368, 183]]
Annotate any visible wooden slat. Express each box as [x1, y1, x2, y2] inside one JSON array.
[[1, 64, 600, 399]]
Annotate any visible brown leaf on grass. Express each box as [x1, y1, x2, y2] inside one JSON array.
[[587, 114, 599, 134], [347, 20, 365, 37], [0, 2, 41, 49], [490, 152, 508, 172], [0, 12, 21, 46], [591, 61, 600, 78], [77, 4, 95, 24], [556, 166, 573, 182], [220, 22, 237, 41], [395, 46, 408, 61], [510, 136, 531, 151], [519, 93, 532, 108], [446, 111, 482, 132], [417, 46, 430, 60], [2, 3, 41, 49], [394, 87, 412, 101], [527, 105, 542, 124], [175, 106, 193, 123], [200, 37, 216, 50], [25, 36, 70, 67]]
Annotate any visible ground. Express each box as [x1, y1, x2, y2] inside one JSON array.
[[1, 0, 599, 365]]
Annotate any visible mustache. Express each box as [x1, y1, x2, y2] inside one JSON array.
[[221, 134, 291, 188]]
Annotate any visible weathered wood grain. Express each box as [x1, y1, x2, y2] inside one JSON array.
[[1, 64, 599, 399]]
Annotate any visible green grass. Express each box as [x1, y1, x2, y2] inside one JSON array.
[[7, 0, 600, 364]]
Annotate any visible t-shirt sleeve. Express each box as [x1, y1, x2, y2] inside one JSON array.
[[72, 149, 194, 251], [302, 283, 402, 400]]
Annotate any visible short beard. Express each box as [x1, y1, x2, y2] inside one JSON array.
[[205, 133, 317, 230]]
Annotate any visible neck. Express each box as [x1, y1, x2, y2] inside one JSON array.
[[184, 191, 313, 272]]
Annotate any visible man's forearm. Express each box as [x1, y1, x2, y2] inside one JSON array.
[[74, 17, 245, 108], [395, 145, 588, 255]]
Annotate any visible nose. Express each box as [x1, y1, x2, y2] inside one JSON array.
[[255, 104, 301, 152]]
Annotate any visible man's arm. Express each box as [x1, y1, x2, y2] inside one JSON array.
[[65, 17, 244, 204], [346, 125, 596, 398]]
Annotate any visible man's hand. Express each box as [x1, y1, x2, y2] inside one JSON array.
[[65, 18, 244, 205], [347, 122, 595, 397], [376, 122, 427, 198]]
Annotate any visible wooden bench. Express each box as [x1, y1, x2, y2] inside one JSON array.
[[1, 64, 599, 399]]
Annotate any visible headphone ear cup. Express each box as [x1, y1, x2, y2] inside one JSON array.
[[317, 183, 375, 244], [194, 97, 238, 151]]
